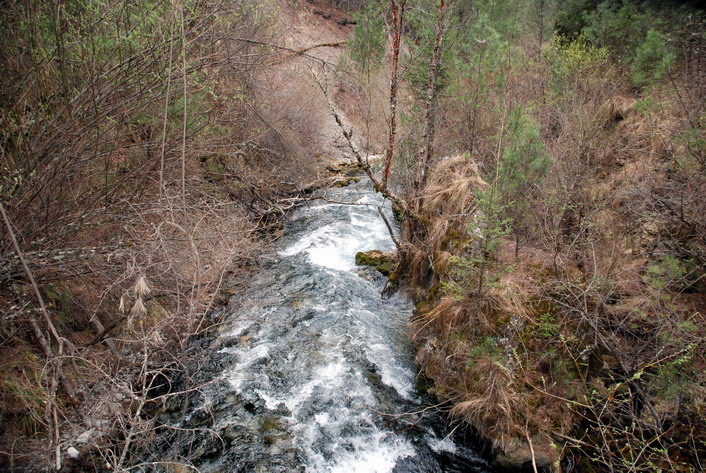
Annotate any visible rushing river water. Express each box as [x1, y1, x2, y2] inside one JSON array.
[[156, 176, 492, 473]]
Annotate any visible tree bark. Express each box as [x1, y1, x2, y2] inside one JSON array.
[[382, 0, 407, 190], [313, 71, 419, 226], [413, 0, 446, 213]]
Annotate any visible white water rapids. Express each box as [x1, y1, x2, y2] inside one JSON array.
[[155, 176, 491, 473]]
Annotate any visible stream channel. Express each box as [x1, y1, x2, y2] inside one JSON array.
[[156, 175, 492, 473]]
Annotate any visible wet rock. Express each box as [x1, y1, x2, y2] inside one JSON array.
[[259, 415, 286, 433], [223, 424, 252, 445], [189, 432, 225, 462], [494, 437, 559, 472]]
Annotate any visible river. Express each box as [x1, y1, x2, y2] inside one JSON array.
[[153, 175, 492, 473]]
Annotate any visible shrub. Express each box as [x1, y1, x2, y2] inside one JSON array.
[[631, 29, 675, 87]]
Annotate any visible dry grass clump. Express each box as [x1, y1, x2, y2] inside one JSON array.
[[402, 155, 488, 299], [421, 296, 465, 326], [449, 357, 523, 449], [423, 155, 488, 218], [413, 251, 582, 447]]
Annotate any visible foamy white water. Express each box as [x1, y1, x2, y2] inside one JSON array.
[[163, 176, 491, 473]]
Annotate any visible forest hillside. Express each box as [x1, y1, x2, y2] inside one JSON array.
[[0, 0, 369, 470], [1, 0, 705, 472], [341, 0, 705, 471]]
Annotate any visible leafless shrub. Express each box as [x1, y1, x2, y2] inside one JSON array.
[[0, 0, 315, 469]]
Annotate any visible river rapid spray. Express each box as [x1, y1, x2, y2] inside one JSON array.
[[151, 176, 493, 473]]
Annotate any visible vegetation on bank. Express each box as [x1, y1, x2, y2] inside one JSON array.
[[0, 0, 332, 470], [1, 0, 704, 471], [344, 0, 705, 471]]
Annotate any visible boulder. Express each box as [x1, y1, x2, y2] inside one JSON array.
[[355, 250, 398, 276], [494, 437, 560, 472], [66, 446, 80, 460]]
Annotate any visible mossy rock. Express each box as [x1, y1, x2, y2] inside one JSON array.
[[332, 176, 360, 187], [494, 437, 560, 472], [355, 250, 398, 276]]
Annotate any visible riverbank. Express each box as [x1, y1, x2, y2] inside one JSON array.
[[0, 0, 371, 468], [138, 172, 493, 473]]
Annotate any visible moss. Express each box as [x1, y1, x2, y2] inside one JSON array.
[[355, 250, 397, 276], [332, 176, 361, 187]]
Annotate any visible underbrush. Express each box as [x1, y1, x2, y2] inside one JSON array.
[[398, 17, 705, 472], [0, 0, 329, 470]]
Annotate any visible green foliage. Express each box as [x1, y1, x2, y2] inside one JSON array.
[[582, 1, 650, 58], [524, 0, 559, 47], [450, 0, 523, 92], [650, 343, 698, 401], [467, 336, 503, 368], [454, 10, 510, 81], [536, 312, 559, 338], [498, 106, 550, 193], [554, 0, 593, 39], [644, 255, 687, 292], [404, 0, 454, 99], [439, 279, 466, 300], [492, 104, 551, 244], [556, 0, 689, 88], [545, 33, 610, 99], [633, 98, 657, 116], [459, 186, 513, 293], [459, 0, 526, 40], [548, 34, 609, 77], [474, 189, 513, 249], [438, 253, 475, 299], [630, 29, 674, 87], [348, 1, 386, 71]]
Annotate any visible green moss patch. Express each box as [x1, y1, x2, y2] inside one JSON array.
[[355, 250, 398, 276]]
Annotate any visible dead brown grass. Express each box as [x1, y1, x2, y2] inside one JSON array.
[[449, 358, 523, 448]]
